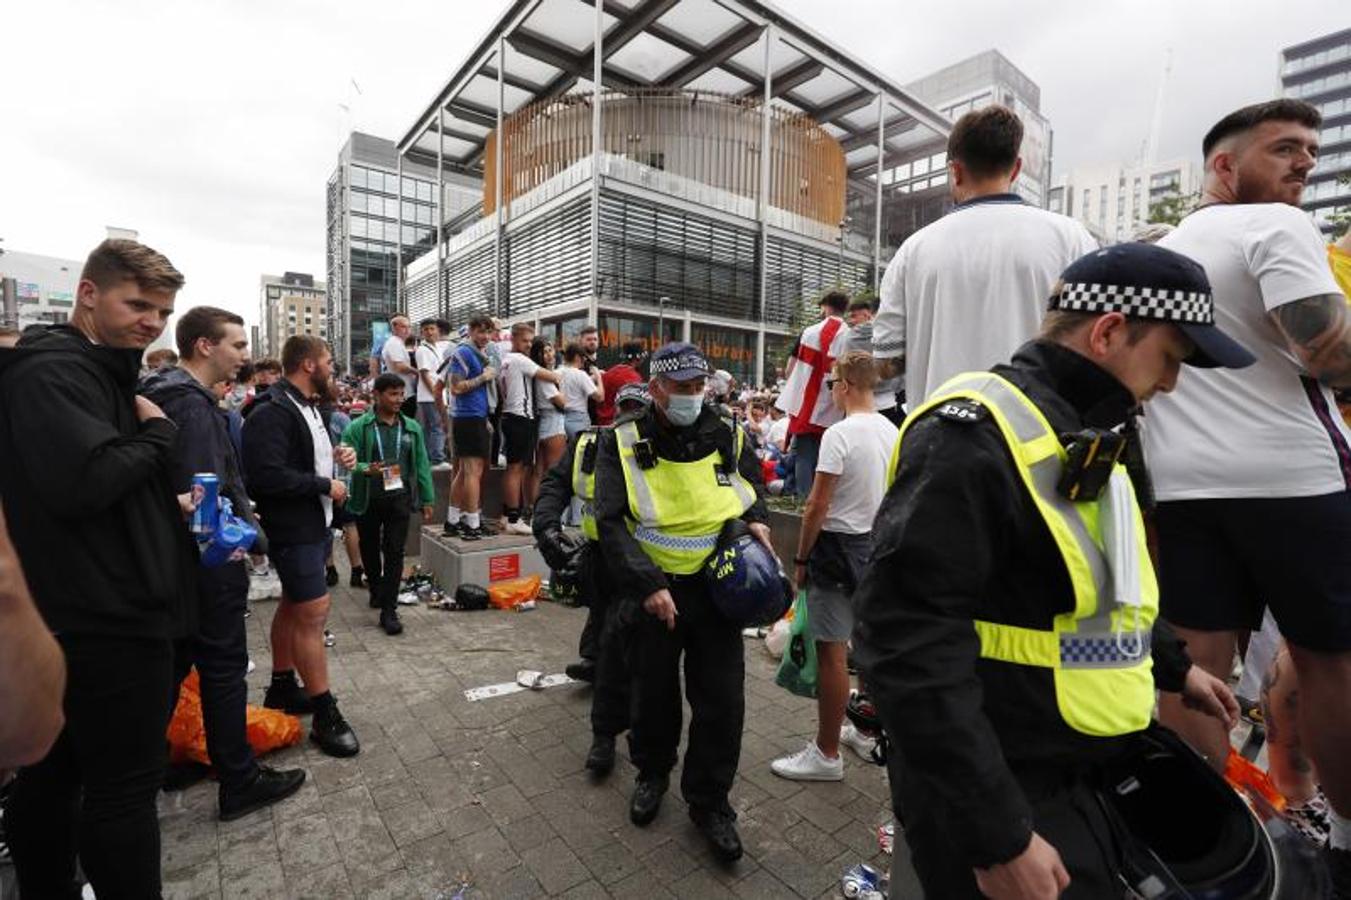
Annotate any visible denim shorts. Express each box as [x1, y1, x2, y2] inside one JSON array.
[[538, 408, 565, 440]]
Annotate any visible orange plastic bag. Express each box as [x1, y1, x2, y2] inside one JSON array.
[[488, 574, 542, 610], [166, 669, 303, 766], [1224, 749, 1286, 814]]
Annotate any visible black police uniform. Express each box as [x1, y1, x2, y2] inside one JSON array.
[[852, 341, 1195, 898], [593, 403, 768, 817], [533, 430, 631, 742]]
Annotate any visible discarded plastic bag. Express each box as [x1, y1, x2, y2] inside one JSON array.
[[764, 616, 791, 658], [167, 669, 302, 766], [488, 574, 542, 610]]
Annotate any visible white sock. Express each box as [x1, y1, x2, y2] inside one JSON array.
[[446, 506, 461, 526], [1331, 807, 1351, 851], [466, 511, 481, 529]]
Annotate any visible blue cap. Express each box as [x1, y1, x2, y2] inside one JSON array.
[[1051, 243, 1255, 369], [648, 342, 710, 381]]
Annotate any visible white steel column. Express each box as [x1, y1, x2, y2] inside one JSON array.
[[396, 154, 404, 313], [436, 109, 445, 318], [494, 39, 506, 317], [873, 97, 884, 291], [755, 26, 773, 388], [587, 0, 603, 326]]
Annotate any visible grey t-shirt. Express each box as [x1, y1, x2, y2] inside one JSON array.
[[844, 320, 901, 410]]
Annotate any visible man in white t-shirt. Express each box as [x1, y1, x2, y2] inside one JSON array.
[[380, 315, 418, 418], [414, 318, 448, 466], [874, 105, 1097, 405], [498, 322, 560, 534], [771, 351, 897, 782], [1141, 99, 1351, 879]]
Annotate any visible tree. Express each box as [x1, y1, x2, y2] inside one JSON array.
[[1147, 189, 1201, 227], [1328, 174, 1351, 240]]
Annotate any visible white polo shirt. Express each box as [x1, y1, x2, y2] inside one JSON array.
[[1143, 203, 1349, 500], [875, 194, 1098, 403]]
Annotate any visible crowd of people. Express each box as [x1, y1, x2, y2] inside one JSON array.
[[0, 92, 1350, 900]]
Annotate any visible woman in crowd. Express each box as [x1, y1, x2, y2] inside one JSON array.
[[530, 336, 566, 510], [560, 342, 601, 442]]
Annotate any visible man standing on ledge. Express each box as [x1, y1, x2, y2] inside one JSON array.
[[243, 335, 360, 758], [593, 342, 771, 863]]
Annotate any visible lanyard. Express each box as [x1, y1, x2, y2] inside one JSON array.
[[373, 420, 402, 463]]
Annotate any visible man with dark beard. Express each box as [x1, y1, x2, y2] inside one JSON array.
[[242, 336, 361, 758]]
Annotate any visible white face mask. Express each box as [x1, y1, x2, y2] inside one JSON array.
[[664, 393, 702, 426]]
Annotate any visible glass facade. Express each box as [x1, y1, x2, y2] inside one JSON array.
[[1282, 28, 1351, 233], [690, 323, 756, 386]]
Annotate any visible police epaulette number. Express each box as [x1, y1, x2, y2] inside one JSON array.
[[934, 399, 987, 423]]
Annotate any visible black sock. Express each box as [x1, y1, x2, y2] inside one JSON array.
[[311, 690, 336, 714], [270, 669, 297, 687], [352, 566, 364, 575], [505, 507, 521, 523]]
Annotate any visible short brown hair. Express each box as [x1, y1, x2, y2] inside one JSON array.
[[832, 350, 878, 392], [254, 358, 282, 375], [1040, 306, 1152, 343], [947, 105, 1023, 179], [281, 335, 329, 374], [820, 291, 849, 314], [467, 313, 495, 331], [1202, 99, 1321, 159], [511, 322, 535, 339], [144, 348, 178, 369], [80, 239, 185, 293], [176, 305, 245, 359]]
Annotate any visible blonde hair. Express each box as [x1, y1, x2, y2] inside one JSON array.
[[833, 351, 878, 391]]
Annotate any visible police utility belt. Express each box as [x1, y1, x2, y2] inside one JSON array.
[[894, 373, 1157, 739]]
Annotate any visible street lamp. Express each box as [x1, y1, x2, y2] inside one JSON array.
[[657, 295, 670, 346]]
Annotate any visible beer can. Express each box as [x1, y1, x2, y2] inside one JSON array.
[[190, 473, 220, 535]]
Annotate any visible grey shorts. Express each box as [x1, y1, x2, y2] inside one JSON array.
[[806, 530, 872, 642]]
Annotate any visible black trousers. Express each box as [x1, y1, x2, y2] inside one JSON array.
[[6, 634, 174, 900], [172, 561, 256, 791], [892, 755, 1122, 899], [357, 493, 411, 612], [587, 589, 633, 738], [626, 575, 744, 814]]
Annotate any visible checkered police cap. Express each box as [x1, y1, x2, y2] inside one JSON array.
[[1050, 243, 1215, 325], [648, 342, 710, 381]]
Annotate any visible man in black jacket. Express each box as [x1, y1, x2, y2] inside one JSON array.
[[243, 335, 360, 758], [853, 244, 1250, 899], [0, 239, 200, 899], [141, 306, 307, 820]]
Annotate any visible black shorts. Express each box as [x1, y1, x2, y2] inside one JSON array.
[[1154, 492, 1351, 652], [269, 541, 330, 603], [502, 414, 536, 466], [451, 416, 489, 459]]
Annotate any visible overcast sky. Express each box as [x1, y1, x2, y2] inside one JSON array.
[[1, 0, 1344, 333]]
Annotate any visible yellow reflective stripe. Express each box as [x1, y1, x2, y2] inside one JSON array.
[[615, 422, 660, 525], [571, 433, 595, 501], [974, 620, 1058, 667]]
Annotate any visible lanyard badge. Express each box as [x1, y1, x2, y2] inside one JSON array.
[[374, 423, 405, 491]]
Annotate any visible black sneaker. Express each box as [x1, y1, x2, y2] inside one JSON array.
[[263, 679, 314, 715], [219, 765, 307, 822], [350, 569, 366, 589], [565, 659, 596, 684], [690, 807, 743, 863], [442, 521, 461, 537], [629, 775, 668, 826], [380, 610, 404, 636], [310, 704, 360, 758], [325, 565, 339, 587], [585, 734, 616, 776], [458, 523, 481, 542]]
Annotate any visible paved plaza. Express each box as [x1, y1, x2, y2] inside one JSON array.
[[144, 557, 916, 900]]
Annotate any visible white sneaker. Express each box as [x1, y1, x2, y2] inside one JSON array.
[[770, 741, 844, 781], [840, 723, 878, 762], [504, 520, 533, 536]]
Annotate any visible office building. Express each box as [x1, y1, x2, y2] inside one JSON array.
[[326, 132, 460, 372], [1280, 27, 1351, 234], [0, 249, 81, 330], [1047, 157, 1200, 244], [389, 0, 952, 386], [259, 272, 327, 359]]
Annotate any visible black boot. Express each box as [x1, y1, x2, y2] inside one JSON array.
[[565, 659, 596, 683], [310, 696, 359, 758], [690, 807, 743, 862], [629, 774, 668, 826], [263, 673, 314, 715], [584, 734, 615, 775], [380, 609, 404, 636], [325, 565, 339, 587], [219, 765, 308, 822]]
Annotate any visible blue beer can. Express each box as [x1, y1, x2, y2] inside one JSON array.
[[190, 473, 220, 536]]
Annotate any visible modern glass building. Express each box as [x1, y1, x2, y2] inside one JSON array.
[[0, 249, 80, 330], [391, 0, 952, 386], [325, 133, 465, 372], [1280, 27, 1351, 235]]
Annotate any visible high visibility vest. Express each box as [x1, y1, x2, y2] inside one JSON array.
[[614, 418, 757, 575], [889, 372, 1158, 738], [572, 430, 599, 541]]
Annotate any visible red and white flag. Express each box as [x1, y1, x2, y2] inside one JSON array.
[[775, 316, 849, 435]]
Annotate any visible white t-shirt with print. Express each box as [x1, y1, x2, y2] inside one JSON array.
[[499, 351, 540, 418], [413, 342, 442, 403], [1144, 203, 1349, 500], [381, 337, 418, 398], [816, 411, 898, 534], [287, 393, 335, 527], [560, 366, 599, 415]]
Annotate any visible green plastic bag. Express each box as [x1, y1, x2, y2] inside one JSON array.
[[774, 590, 817, 698]]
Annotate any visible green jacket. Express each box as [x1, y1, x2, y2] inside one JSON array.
[[340, 411, 436, 516]]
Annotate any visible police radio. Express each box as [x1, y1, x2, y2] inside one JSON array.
[[1056, 429, 1125, 502]]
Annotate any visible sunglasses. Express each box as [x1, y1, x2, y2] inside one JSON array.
[[825, 377, 845, 389]]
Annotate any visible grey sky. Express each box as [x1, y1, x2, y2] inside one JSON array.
[[1, 0, 1344, 333]]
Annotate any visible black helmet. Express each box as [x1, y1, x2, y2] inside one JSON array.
[[547, 538, 592, 607], [704, 519, 791, 626]]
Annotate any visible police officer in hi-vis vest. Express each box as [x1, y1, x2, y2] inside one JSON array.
[[853, 244, 1254, 899], [594, 342, 772, 863]]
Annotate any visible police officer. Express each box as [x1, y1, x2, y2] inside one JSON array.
[[593, 342, 771, 862], [533, 383, 650, 776], [853, 244, 1251, 899]]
